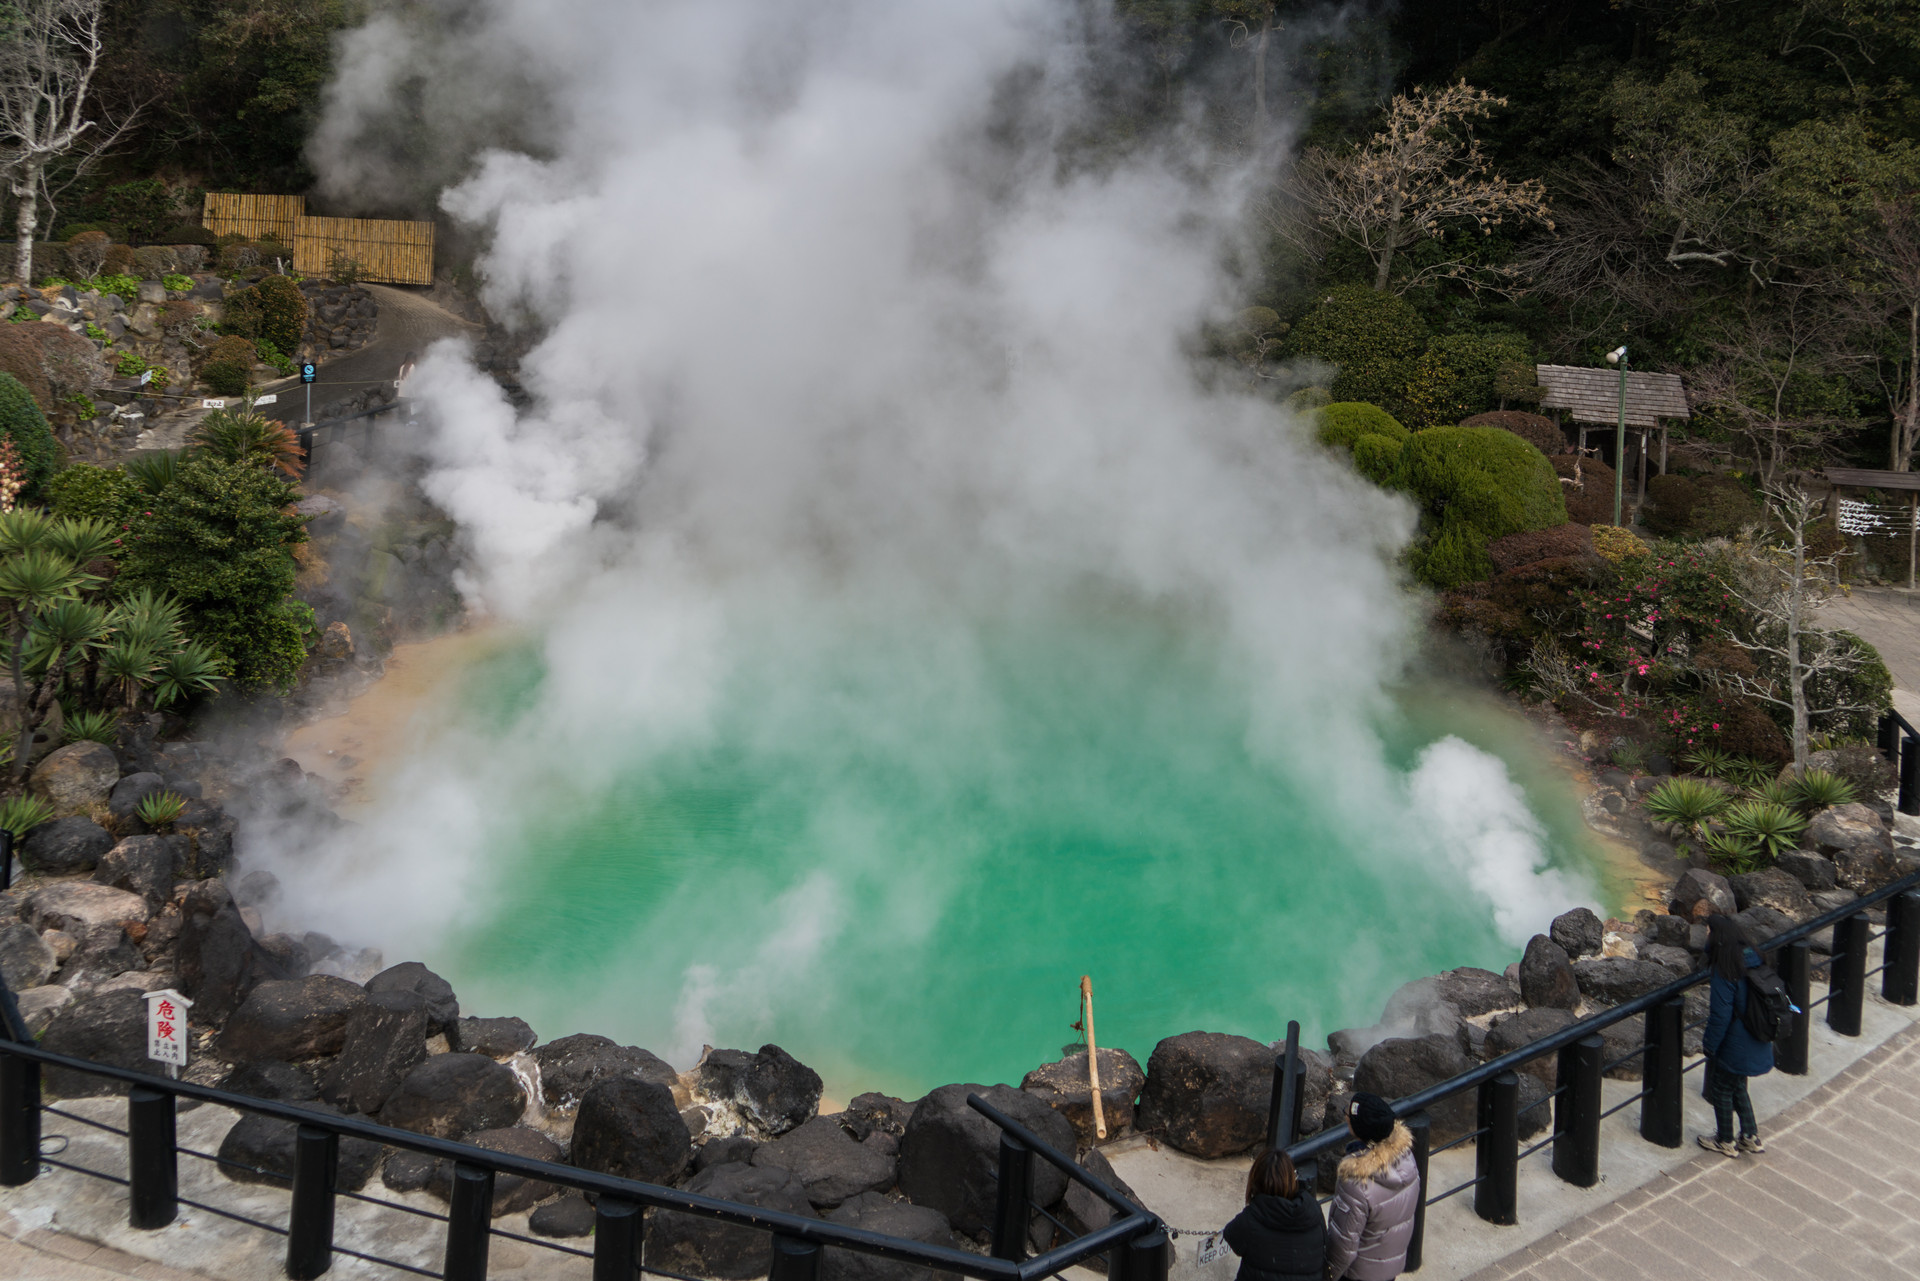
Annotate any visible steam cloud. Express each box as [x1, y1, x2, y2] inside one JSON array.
[[270, 0, 1599, 1074]]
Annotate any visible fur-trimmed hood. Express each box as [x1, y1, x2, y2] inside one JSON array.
[[1336, 1121, 1415, 1186]]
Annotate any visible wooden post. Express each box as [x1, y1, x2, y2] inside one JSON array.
[[1907, 490, 1915, 592], [1081, 976, 1106, 1140], [1637, 428, 1648, 509], [1660, 425, 1668, 475]]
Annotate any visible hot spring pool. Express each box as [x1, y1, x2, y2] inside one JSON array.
[[333, 600, 1626, 1102]]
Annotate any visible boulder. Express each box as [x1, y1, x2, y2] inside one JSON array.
[[1729, 869, 1816, 921], [380, 1054, 524, 1139], [1514, 1073, 1552, 1141], [1595, 1014, 1645, 1080], [844, 1094, 918, 1138], [1733, 905, 1797, 952], [0, 919, 56, 990], [1431, 967, 1521, 1017], [1808, 803, 1893, 860], [1639, 913, 1693, 950], [1519, 935, 1579, 1010], [751, 1116, 897, 1209], [176, 879, 277, 1022], [382, 1151, 436, 1192], [24, 882, 148, 942], [318, 990, 431, 1113], [218, 975, 367, 1062], [1019, 1048, 1145, 1144], [1776, 851, 1839, 892], [1549, 907, 1604, 958], [1668, 867, 1737, 921], [824, 1192, 958, 1281], [174, 800, 237, 877], [1354, 1034, 1474, 1144], [1133, 1031, 1270, 1158], [1832, 843, 1899, 894], [108, 772, 168, 819], [695, 1135, 760, 1174], [38, 989, 165, 1096], [364, 962, 459, 1037], [426, 1126, 563, 1215], [1805, 746, 1896, 799], [1362, 969, 1519, 1050], [216, 1109, 382, 1191], [92, 836, 177, 910], [1055, 1148, 1142, 1274], [15, 984, 71, 1036], [897, 1084, 1075, 1241], [1638, 944, 1695, 977], [530, 1194, 595, 1238], [651, 1162, 818, 1279], [569, 1077, 691, 1184], [535, 1033, 679, 1109], [1483, 1008, 1577, 1086], [1572, 958, 1675, 1005], [696, 1044, 823, 1135], [29, 741, 121, 813], [20, 816, 115, 875], [221, 1060, 318, 1102], [451, 1015, 536, 1059]]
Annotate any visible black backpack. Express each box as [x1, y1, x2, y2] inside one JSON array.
[[1742, 962, 1794, 1042]]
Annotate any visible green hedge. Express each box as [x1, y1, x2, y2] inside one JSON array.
[[0, 373, 59, 499], [1403, 425, 1567, 587], [1314, 402, 1411, 451], [47, 463, 142, 532], [1284, 285, 1426, 409]]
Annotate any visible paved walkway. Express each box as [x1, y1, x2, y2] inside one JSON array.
[[1824, 586, 1920, 696], [1465, 1020, 1920, 1281]]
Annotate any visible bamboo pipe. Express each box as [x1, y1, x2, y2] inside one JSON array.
[[1081, 975, 1106, 1140]]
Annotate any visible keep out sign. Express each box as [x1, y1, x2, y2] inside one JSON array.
[[146, 989, 193, 1072]]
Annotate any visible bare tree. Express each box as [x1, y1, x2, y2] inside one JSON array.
[[0, 0, 136, 283], [1213, 1, 1276, 135], [1839, 195, 1920, 471], [1294, 82, 1551, 293], [1713, 483, 1876, 769]]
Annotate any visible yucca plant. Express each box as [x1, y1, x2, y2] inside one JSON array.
[[61, 708, 119, 745], [1684, 745, 1734, 778], [124, 450, 182, 497], [192, 407, 306, 478], [134, 790, 186, 829], [1611, 740, 1649, 773], [0, 794, 53, 839], [1726, 757, 1779, 790], [1722, 799, 1808, 862], [43, 517, 118, 566], [1748, 778, 1799, 809], [1643, 777, 1731, 833], [152, 641, 224, 708], [1788, 768, 1858, 813], [1700, 827, 1767, 875]]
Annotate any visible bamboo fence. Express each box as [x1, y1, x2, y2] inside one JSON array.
[[292, 216, 436, 285], [201, 193, 305, 243]]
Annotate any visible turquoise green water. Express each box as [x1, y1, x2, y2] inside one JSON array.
[[425, 601, 1619, 1099]]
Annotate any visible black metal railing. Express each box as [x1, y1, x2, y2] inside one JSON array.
[[1263, 869, 1920, 1269], [0, 1009, 1169, 1281], [1877, 710, 1920, 815]]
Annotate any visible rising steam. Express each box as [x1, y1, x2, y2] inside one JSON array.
[[265, 0, 1600, 1081]]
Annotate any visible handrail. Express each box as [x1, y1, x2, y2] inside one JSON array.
[[1284, 866, 1920, 1165], [967, 1094, 1144, 1217], [1887, 707, 1919, 742]]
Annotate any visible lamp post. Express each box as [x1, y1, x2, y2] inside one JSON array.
[[1606, 345, 1628, 526]]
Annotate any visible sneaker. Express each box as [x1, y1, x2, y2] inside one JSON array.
[[1697, 1135, 1740, 1158], [1737, 1134, 1765, 1154]]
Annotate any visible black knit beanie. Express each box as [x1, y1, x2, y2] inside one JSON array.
[[1348, 1092, 1395, 1143]]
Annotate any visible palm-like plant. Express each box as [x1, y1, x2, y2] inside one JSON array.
[[1684, 745, 1735, 778], [193, 407, 305, 477], [43, 517, 119, 566], [124, 450, 182, 497], [152, 641, 225, 708], [1643, 777, 1731, 834], [0, 795, 53, 840], [1748, 778, 1799, 809], [61, 708, 118, 745], [1722, 799, 1808, 862], [1788, 768, 1858, 813], [0, 532, 95, 779], [1700, 827, 1766, 875], [97, 639, 159, 711], [1726, 757, 1779, 790], [134, 789, 186, 829]]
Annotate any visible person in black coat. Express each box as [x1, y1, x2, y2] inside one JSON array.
[[1223, 1149, 1326, 1281]]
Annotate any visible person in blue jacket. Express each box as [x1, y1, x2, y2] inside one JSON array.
[[1699, 914, 1774, 1157]]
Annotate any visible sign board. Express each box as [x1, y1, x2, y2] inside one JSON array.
[[139, 368, 153, 386], [1196, 1235, 1231, 1267], [145, 989, 192, 1069], [253, 393, 277, 406], [201, 399, 226, 410], [300, 363, 317, 384]]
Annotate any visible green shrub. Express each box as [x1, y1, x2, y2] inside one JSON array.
[[135, 789, 186, 828], [92, 273, 141, 304], [1459, 410, 1566, 455], [133, 246, 177, 278], [1789, 768, 1857, 812], [1402, 331, 1532, 428], [1284, 285, 1426, 409], [1802, 630, 1893, 741], [63, 230, 109, 278], [117, 453, 310, 691], [161, 224, 217, 246], [1315, 402, 1410, 451], [62, 709, 119, 745], [1644, 776, 1730, 831], [249, 275, 308, 355], [1690, 475, 1763, 537], [89, 179, 178, 243], [1403, 425, 1567, 540], [1416, 514, 1494, 589], [1722, 799, 1807, 860], [1286, 386, 1331, 413], [47, 463, 141, 531], [102, 244, 136, 276], [162, 274, 194, 293], [200, 335, 258, 397], [1351, 434, 1406, 486], [1643, 474, 1701, 537], [0, 372, 58, 499]]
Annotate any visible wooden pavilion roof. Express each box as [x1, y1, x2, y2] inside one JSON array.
[[1536, 365, 1690, 428]]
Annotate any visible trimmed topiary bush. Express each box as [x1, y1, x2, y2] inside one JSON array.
[[1486, 523, 1593, 574], [1285, 386, 1332, 413], [102, 244, 136, 276], [1351, 434, 1405, 486], [1403, 426, 1566, 588], [0, 372, 59, 499], [250, 275, 308, 355], [1552, 455, 1616, 526], [63, 230, 109, 279], [1314, 402, 1410, 452], [200, 335, 257, 397], [1284, 285, 1426, 410], [47, 462, 142, 532], [1402, 331, 1532, 428], [1459, 410, 1566, 456], [1416, 515, 1493, 589]]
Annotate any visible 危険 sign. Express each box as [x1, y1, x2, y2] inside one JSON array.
[[146, 989, 193, 1068]]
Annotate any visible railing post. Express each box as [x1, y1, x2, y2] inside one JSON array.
[[443, 1163, 495, 1281], [0, 1050, 39, 1187], [1828, 912, 1871, 1036], [1552, 1034, 1604, 1188], [0, 828, 12, 891], [1902, 737, 1920, 816], [1267, 1021, 1301, 1149], [1640, 996, 1684, 1148], [286, 1125, 338, 1280], [127, 1086, 177, 1230], [769, 1235, 822, 1281], [592, 1197, 642, 1281], [1403, 1110, 1431, 1273], [1883, 891, 1920, 1007], [1473, 1071, 1519, 1226], [1779, 940, 1812, 1075], [1117, 1229, 1170, 1281], [1882, 711, 1902, 760], [989, 1132, 1033, 1262]]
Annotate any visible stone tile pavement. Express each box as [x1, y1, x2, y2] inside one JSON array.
[[1464, 1020, 1920, 1281], [1822, 587, 1920, 697], [0, 1219, 224, 1280]]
